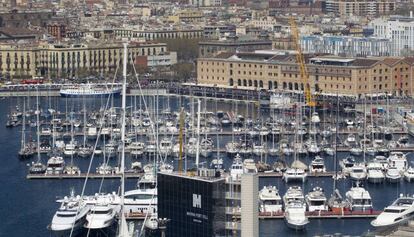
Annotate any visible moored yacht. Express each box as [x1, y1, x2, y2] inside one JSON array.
[[305, 187, 328, 212], [230, 154, 243, 181], [259, 186, 282, 214], [404, 167, 414, 182], [84, 194, 120, 229], [309, 156, 325, 173], [46, 156, 65, 175], [283, 186, 309, 230], [51, 191, 90, 235], [349, 164, 367, 181], [345, 183, 373, 211], [386, 167, 402, 183], [371, 194, 414, 229], [367, 162, 385, 184]]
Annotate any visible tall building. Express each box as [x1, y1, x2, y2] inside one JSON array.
[[241, 173, 258, 237], [157, 170, 226, 237], [371, 15, 414, 56], [325, 0, 395, 17]]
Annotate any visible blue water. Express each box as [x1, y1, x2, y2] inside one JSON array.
[[0, 96, 413, 237]]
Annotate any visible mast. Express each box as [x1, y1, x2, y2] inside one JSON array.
[[333, 92, 339, 191], [36, 87, 41, 163], [21, 98, 26, 150], [118, 41, 129, 237], [195, 99, 201, 169]]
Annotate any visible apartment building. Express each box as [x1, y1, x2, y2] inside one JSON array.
[[197, 52, 414, 97], [0, 41, 175, 78], [325, 0, 395, 17], [371, 15, 414, 56]]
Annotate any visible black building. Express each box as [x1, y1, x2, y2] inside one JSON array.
[[157, 172, 226, 237]]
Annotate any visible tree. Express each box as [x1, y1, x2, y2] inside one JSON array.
[[172, 62, 194, 82]]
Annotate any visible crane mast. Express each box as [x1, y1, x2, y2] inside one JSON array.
[[289, 16, 316, 107]]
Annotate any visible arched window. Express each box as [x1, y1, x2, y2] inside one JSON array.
[[259, 80, 263, 88], [274, 81, 278, 89], [288, 82, 293, 90], [229, 78, 234, 86], [268, 81, 273, 90], [254, 80, 258, 87], [237, 79, 241, 86], [243, 79, 247, 86], [294, 83, 299, 90], [248, 80, 252, 87], [283, 82, 287, 89]]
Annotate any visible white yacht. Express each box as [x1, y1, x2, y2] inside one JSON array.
[[404, 167, 414, 182], [305, 187, 328, 212], [128, 141, 145, 157], [283, 168, 307, 183], [51, 191, 90, 235], [159, 138, 173, 157], [259, 186, 282, 213], [367, 162, 385, 183], [84, 194, 120, 229], [309, 156, 325, 173], [46, 156, 65, 175], [350, 147, 363, 156], [345, 183, 373, 211], [243, 159, 258, 174], [340, 156, 356, 174], [386, 167, 402, 183], [283, 186, 309, 230], [253, 143, 267, 157], [63, 141, 77, 156], [349, 164, 367, 181], [230, 154, 243, 181], [388, 152, 408, 172], [371, 194, 414, 229]]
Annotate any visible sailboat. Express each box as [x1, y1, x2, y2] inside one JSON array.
[[28, 89, 46, 174], [18, 99, 35, 159]]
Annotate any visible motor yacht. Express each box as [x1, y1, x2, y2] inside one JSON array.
[[283, 168, 307, 183], [259, 186, 282, 213], [386, 167, 402, 183], [51, 191, 90, 235], [159, 138, 173, 157], [340, 156, 356, 174], [230, 154, 243, 181], [305, 187, 328, 212], [309, 156, 325, 173], [46, 156, 65, 175], [345, 183, 373, 211], [283, 186, 309, 230], [349, 164, 367, 181], [243, 159, 258, 174], [404, 167, 414, 182], [84, 194, 120, 229], [63, 141, 77, 156], [367, 162, 385, 183], [371, 194, 414, 229], [388, 152, 408, 172], [128, 142, 145, 157]]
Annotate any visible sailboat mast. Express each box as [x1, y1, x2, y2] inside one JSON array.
[[36, 88, 41, 163], [119, 42, 128, 235]]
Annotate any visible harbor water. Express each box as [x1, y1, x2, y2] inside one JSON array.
[[1, 95, 414, 237]]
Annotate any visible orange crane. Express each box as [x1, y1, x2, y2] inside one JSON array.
[[289, 16, 316, 107]]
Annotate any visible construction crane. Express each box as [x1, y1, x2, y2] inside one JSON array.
[[289, 16, 316, 107]]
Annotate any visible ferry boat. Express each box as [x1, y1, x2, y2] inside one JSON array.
[[60, 84, 122, 97]]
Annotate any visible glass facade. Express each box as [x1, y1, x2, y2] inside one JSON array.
[[158, 173, 226, 237]]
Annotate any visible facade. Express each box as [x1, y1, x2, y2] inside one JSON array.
[[199, 37, 272, 57], [371, 16, 414, 56], [325, 0, 395, 17], [157, 171, 226, 237], [197, 52, 414, 97], [47, 23, 67, 40], [301, 35, 391, 57], [0, 41, 175, 78]]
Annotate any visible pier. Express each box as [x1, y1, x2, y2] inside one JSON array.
[[26, 172, 142, 179], [257, 210, 381, 219]]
